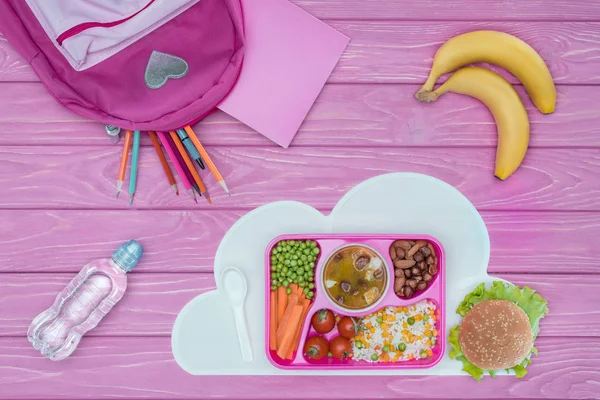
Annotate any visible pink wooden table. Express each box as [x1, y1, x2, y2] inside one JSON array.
[[1, 0, 599, 398]]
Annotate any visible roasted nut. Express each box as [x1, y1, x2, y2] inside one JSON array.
[[409, 240, 416, 246], [389, 246, 397, 260], [355, 256, 370, 270], [395, 269, 405, 278], [407, 279, 417, 289], [404, 286, 414, 298], [427, 243, 435, 254], [394, 240, 412, 250], [407, 244, 421, 258], [414, 253, 424, 263], [396, 276, 406, 287], [414, 275, 422, 282], [423, 273, 433, 282], [426, 255, 435, 265], [395, 248, 405, 259], [394, 259, 416, 269], [420, 246, 432, 257], [411, 266, 421, 276], [415, 240, 428, 248], [417, 281, 427, 291], [429, 264, 438, 275], [404, 269, 412, 278], [394, 279, 404, 293], [418, 261, 427, 270]]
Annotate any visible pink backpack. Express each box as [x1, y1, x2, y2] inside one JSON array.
[[0, 0, 245, 132]]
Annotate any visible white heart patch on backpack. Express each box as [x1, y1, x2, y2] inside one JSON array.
[[144, 51, 189, 89]]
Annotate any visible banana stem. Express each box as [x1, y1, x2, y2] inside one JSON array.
[[415, 91, 439, 103]]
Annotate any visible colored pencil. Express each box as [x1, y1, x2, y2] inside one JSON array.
[[156, 131, 196, 202], [164, 133, 201, 198], [183, 125, 230, 195], [116, 129, 132, 198], [176, 129, 205, 169], [149, 131, 178, 195], [169, 131, 212, 204], [128, 130, 141, 205]]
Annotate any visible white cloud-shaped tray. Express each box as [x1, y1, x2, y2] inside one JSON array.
[[172, 173, 510, 375]]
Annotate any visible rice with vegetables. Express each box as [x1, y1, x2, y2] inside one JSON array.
[[352, 300, 439, 362]]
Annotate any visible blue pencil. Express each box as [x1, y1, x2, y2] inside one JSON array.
[[129, 130, 141, 205], [176, 129, 205, 169]]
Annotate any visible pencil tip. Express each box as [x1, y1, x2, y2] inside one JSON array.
[[194, 198, 198, 204], [116, 191, 120, 199], [129, 194, 134, 206], [176, 191, 179, 196]]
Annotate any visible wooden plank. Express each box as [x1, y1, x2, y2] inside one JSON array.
[[0, 146, 599, 211], [4, 21, 600, 84], [0, 83, 599, 148], [0, 272, 594, 337], [0, 336, 597, 398], [0, 210, 598, 274], [290, 0, 600, 21], [0, 273, 213, 337]]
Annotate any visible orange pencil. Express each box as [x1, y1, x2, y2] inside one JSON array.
[[116, 129, 133, 198], [149, 131, 178, 195], [183, 125, 230, 196], [169, 131, 212, 204]]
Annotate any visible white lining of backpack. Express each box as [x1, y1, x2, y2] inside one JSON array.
[[25, 0, 201, 71]]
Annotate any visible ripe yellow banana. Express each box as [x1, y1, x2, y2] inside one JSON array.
[[416, 30, 556, 114], [417, 67, 530, 180]]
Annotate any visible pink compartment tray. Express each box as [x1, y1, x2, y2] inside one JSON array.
[[265, 234, 446, 370]]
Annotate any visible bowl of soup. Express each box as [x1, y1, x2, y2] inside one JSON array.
[[321, 244, 388, 312]]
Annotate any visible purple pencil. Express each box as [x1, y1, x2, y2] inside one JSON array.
[[163, 133, 201, 197]]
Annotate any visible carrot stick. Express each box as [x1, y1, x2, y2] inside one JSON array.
[[269, 291, 277, 350], [277, 286, 287, 327], [277, 304, 304, 359], [285, 298, 313, 359], [276, 293, 299, 348]]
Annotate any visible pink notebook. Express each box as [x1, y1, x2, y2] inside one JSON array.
[[217, 0, 349, 148]]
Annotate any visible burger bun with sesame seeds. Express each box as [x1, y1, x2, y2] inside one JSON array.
[[458, 299, 533, 370]]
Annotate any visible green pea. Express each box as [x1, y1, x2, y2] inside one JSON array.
[[270, 264, 277, 271], [397, 343, 406, 352], [278, 255, 284, 262], [312, 247, 320, 255], [300, 242, 306, 249], [303, 248, 310, 255], [309, 262, 315, 268], [271, 285, 278, 291], [291, 273, 297, 279], [283, 280, 289, 287], [271, 256, 277, 262], [277, 263, 283, 270], [355, 340, 363, 349], [371, 354, 379, 361], [271, 272, 277, 279], [309, 241, 316, 248], [299, 282, 306, 288], [376, 316, 383, 324], [292, 255, 298, 260], [304, 265, 311, 272], [308, 283, 315, 289], [286, 288, 292, 295], [298, 276, 305, 283], [290, 260, 297, 267], [307, 292, 314, 299], [300, 255, 307, 262], [304, 287, 310, 294], [420, 350, 428, 359], [407, 317, 415, 326], [284, 259, 290, 266], [383, 345, 390, 352]]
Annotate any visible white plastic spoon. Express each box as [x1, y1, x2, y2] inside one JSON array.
[[221, 267, 253, 363]]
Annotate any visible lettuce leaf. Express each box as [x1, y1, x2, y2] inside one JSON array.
[[449, 281, 549, 381]]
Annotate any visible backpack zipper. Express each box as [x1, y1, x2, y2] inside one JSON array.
[[57, 0, 156, 45]]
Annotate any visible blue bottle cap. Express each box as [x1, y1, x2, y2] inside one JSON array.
[[112, 240, 143, 272]]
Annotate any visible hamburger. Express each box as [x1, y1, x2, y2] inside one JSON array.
[[449, 282, 549, 381]]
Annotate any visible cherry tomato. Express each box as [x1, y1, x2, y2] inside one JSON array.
[[311, 309, 335, 334], [337, 316, 361, 338], [303, 335, 329, 360], [330, 336, 352, 359]]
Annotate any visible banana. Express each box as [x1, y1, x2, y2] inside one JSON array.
[[417, 67, 530, 180], [416, 30, 556, 114]]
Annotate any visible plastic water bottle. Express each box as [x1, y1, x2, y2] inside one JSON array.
[[27, 240, 143, 361]]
